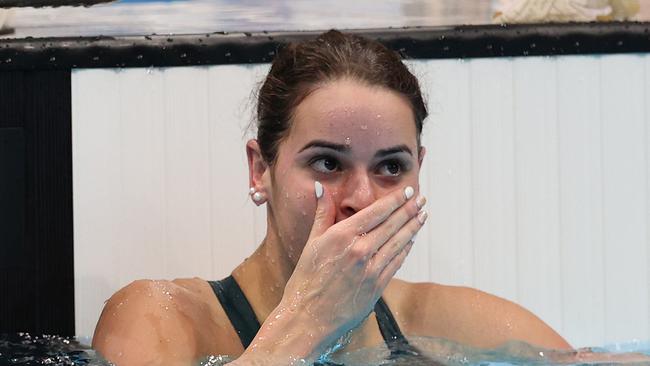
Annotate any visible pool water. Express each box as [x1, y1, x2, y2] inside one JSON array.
[[0, 333, 109, 366], [2, 333, 650, 365]]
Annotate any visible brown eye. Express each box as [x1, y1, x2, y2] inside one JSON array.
[[378, 161, 402, 177], [311, 157, 339, 173]]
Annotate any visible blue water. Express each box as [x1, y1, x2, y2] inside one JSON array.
[[2, 333, 650, 365]]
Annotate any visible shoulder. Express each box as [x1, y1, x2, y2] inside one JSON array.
[[93, 278, 242, 366], [385, 279, 571, 350]]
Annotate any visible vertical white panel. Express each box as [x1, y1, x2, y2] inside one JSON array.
[[398, 60, 432, 282], [418, 59, 474, 286], [469, 58, 518, 301], [646, 56, 650, 345], [115, 68, 166, 281], [512, 57, 563, 334], [600, 55, 649, 344], [160, 67, 213, 278], [207, 64, 269, 279], [73, 55, 650, 346], [557, 56, 606, 348], [73, 65, 267, 337], [72, 69, 122, 338]]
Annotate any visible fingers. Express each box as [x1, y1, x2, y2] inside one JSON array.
[[362, 193, 425, 254], [345, 186, 417, 236], [308, 181, 336, 239], [372, 209, 426, 270], [377, 239, 414, 289]]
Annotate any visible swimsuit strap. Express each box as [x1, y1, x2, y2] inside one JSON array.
[[210, 275, 418, 359], [209, 276, 260, 348], [374, 297, 420, 357]]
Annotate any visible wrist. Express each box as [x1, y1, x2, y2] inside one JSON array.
[[239, 305, 336, 365]]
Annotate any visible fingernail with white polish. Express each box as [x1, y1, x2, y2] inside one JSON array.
[[415, 195, 426, 209], [404, 186, 414, 200], [417, 210, 428, 225], [315, 181, 323, 199]]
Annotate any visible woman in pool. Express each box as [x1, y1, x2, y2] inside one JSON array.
[[92, 30, 571, 365]]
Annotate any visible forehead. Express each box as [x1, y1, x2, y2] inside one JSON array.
[[285, 79, 417, 151]]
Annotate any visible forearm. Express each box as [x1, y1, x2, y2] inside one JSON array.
[[229, 307, 336, 366]]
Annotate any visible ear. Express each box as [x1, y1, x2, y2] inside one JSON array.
[[246, 139, 270, 205], [418, 146, 426, 167]]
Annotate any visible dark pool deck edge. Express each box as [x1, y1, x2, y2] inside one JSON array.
[[1, 22, 650, 70]]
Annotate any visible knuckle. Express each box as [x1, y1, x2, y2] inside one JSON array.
[[349, 246, 368, 263], [327, 226, 347, 242], [406, 201, 420, 216]]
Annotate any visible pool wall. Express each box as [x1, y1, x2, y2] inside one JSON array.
[[2, 23, 650, 349]]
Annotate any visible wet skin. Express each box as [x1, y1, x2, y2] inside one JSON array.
[[92, 78, 573, 366], [254, 77, 424, 266]]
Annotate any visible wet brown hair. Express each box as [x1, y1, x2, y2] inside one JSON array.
[[256, 29, 428, 165]]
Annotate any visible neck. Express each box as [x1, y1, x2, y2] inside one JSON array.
[[231, 219, 297, 323]]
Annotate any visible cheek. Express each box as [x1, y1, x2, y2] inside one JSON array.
[[278, 180, 318, 235]]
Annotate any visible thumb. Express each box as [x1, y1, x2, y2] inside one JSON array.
[[308, 181, 336, 239]]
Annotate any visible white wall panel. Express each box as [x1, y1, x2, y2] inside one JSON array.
[[206, 65, 269, 278], [469, 58, 518, 301], [73, 55, 650, 348], [599, 55, 649, 344], [420, 59, 474, 286], [557, 56, 606, 347], [399, 60, 433, 282], [512, 57, 563, 335]]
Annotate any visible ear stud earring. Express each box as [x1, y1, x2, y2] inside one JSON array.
[[252, 192, 264, 202], [250, 187, 265, 203]]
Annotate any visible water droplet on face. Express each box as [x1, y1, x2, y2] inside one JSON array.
[[344, 137, 351, 145], [360, 125, 368, 130], [376, 114, 382, 119]]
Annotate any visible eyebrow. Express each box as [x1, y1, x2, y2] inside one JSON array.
[[299, 140, 413, 158], [299, 140, 349, 153], [376, 145, 413, 158]]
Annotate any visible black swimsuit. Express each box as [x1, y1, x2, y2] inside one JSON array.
[[209, 276, 441, 365]]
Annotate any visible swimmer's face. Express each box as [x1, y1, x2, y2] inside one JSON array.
[[250, 78, 424, 263]]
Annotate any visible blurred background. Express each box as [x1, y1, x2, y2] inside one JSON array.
[[0, 0, 648, 39]]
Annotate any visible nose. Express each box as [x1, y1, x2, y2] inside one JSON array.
[[337, 169, 376, 220]]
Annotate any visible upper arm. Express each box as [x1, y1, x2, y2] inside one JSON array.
[[92, 279, 200, 366], [404, 283, 572, 351]]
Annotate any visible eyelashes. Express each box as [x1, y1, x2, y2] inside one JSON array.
[[307, 154, 411, 177], [310, 155, 340, 173]]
